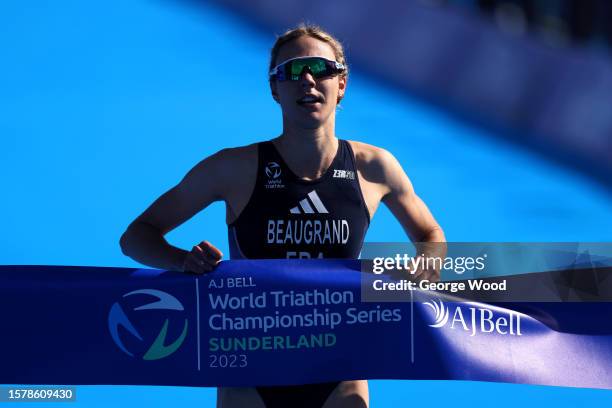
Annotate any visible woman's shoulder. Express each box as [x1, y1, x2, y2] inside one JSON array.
[[346, 139, 396, 167], [203, 142, 259, 173], [215, 141, 259, 162], [345, 139, 410, 191], [193, 142, 260, 203], [187, 142, 259, 186]]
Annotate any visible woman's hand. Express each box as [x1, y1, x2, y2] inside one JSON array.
[[407, 255, 441, 283], [182, 241, 223, 274]]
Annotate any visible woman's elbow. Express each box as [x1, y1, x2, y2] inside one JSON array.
[[119, 228, 132, 256], [119, 222, 142, 256]]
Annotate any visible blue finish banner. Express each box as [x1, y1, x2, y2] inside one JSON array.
[[1, 260, 611, 389]]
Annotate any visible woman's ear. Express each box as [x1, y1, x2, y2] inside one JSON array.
[[270, 81, 280, 103], [337, 75, 347, 103]]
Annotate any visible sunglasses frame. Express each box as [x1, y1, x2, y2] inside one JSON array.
[[269, 56, 345, 81]]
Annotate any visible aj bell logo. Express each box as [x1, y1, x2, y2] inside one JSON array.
[[108, 289, 189, 360], [265, 162, 284, 189], [424, 299, 522, 337]]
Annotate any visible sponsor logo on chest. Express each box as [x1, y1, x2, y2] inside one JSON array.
[[333, 169, 355, 180]]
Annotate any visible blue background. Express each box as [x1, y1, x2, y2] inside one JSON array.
[[1, 0, 612, 406]]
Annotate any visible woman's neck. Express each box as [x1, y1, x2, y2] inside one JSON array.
[[273, 126, 339, 180]]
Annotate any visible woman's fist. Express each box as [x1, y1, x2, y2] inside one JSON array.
[[182, 241, 223, 274]]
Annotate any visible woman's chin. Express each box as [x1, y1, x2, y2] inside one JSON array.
[[288, 110, 331, 129], [296, 116, 326, 129]]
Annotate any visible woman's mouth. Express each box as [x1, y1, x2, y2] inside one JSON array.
[[297, 94, 324, 107]]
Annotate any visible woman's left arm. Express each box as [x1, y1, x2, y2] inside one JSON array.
[[364, 146, 447, 281]]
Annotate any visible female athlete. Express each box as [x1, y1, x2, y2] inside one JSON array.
[[120, 24, 445, 408]]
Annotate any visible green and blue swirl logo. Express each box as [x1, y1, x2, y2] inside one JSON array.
[[108, 289, 188, 360]]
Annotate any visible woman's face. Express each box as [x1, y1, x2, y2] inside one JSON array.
[[271, 36, 346, 130]]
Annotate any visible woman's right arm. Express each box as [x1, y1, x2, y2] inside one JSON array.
[[119, 149, 230, 273]]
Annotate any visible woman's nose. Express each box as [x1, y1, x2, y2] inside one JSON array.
[[299, 69, 316, 88]]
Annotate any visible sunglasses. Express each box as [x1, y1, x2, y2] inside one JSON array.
[[269, 56, 346, 81]]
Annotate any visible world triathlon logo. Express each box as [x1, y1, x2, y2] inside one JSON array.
[[423, 299, 522, 336], [265, 162, 282, 179], [108, 289, 188, 360], [264, 162, 284, 189]]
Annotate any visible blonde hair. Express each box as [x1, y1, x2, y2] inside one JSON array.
[[269, 24, 348, 80]]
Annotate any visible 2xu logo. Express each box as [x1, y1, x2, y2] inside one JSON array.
[[424, 299, 522, 337], [108, 289, 189, 360]]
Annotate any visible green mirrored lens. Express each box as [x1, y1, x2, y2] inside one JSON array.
[[289, 58, 328, 80], [309, 59, 326, 74]]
